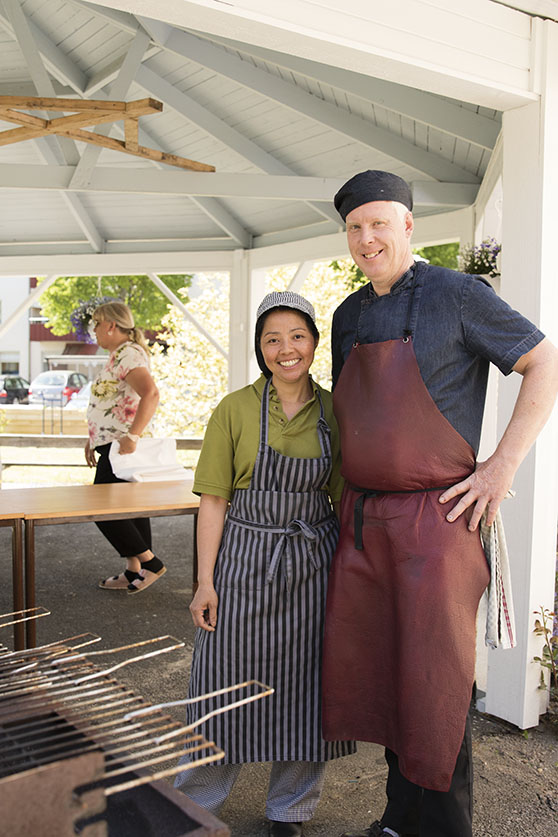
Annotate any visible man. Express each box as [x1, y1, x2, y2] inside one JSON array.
[[321, 170, 558, 837]]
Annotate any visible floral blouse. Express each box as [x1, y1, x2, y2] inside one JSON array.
[[87, 342, 149, 448]]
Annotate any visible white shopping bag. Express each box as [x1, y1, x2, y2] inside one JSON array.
[[109, 438, 190, 482]]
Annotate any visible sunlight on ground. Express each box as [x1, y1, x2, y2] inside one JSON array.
[[0, 446, 200, 488]]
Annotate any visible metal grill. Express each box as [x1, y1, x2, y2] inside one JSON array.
[[0, 608, 273, 836]]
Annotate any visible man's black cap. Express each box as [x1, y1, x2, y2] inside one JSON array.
[[334, 170, 413, 221]]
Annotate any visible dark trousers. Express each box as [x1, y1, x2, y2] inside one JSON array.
[[381, 712, 473, 837], [94, 443, 152, 558]]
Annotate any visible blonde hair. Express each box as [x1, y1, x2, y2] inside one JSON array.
[[93, 301, 150, 354]]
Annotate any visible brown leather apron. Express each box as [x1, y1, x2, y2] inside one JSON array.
[[322, 286, 490, 792]]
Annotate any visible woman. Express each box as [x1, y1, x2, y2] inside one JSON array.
[[85, 301, 164, 594], [175, 291, 354, 837]]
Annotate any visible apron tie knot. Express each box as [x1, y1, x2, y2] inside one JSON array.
[[266, 519, 320, 590]]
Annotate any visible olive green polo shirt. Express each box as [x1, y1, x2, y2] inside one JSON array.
[[193, 374, 343, 502]]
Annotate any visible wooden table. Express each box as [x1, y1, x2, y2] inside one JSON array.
[[1, 481, 199, 650]]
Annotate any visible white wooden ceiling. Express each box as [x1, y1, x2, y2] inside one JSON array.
[[0, 0, 505, 258]]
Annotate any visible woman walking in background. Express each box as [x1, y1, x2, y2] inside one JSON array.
[[175, 291, 354, 837], [85, 301, 164, 594]]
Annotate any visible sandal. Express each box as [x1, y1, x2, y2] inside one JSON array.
[[127, 557, 166, 595], [99, 569, 141, 590]]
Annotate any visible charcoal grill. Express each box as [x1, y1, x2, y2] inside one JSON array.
[[0, 609, 273, 836]]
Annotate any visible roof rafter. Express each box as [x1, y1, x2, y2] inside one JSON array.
[[136, 64, 340, 225], [159, 28, 480, 183], [86, 87, 252, 248], [0, 6, 87, 94], [70, 30, 154, 189], [0, 95, 215, 171], [205, 34, 501, 150], [3, 0, 104, 252], [0, 164, 478, 206]]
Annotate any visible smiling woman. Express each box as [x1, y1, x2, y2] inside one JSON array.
[[174, 290, 354, 835]]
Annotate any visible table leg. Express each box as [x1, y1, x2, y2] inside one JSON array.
[[12, 518, 24, 651], [25, 520, 36, 649]]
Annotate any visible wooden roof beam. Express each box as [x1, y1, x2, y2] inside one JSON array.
[[0, 96, 214, 172]]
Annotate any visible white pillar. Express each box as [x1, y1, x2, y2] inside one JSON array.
[[228, 249, 250, 392], [228, 251, 269, 391], [482, 20, 558, 728]]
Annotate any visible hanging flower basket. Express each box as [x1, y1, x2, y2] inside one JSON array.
[[458, 237, 501, 278], [71, 296, 116, 342]]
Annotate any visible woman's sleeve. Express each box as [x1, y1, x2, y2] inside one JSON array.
[[322, 390, 344, 503], [193, 397, 235, 501], [116, 344, 149, 380]]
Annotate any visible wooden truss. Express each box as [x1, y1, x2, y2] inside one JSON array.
[[0, 96, 215, 172]]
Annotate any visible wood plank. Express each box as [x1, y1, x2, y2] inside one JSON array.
[[124, 117, 139, 151], [0, 95, 128, 111], [0, 108, 46, 128], [56, 129, 216, 171]]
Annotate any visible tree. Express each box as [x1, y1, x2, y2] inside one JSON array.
[[38, 274, 192, 335], [414, 242, 458, 269], [150, 274, 229, 438], [330, 242, 460, 289], [266, 261, 361, 387]]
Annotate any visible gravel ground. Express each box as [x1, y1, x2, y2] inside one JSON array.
[[1, 515, 557, 835]]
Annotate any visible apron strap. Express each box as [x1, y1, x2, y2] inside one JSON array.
[[403, 268, 416, 339], [351, 483, 455, 551], [259, 377, 272, 449]]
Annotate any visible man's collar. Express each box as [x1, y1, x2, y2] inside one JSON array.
[[368, 262, 416, 298]]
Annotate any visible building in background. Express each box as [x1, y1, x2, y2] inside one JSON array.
[[0, 277, 106, 383]]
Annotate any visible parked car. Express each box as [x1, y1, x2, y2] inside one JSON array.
[[64, 380, 92, 409], [0, 375, 30, 404], [28, 370, 89, 406]]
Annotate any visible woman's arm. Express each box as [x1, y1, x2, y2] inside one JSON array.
[[118, 366, 160, 454], [189, 494, 228, 631]]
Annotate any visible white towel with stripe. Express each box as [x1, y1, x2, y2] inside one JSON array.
[[479, 507, 516, 650]]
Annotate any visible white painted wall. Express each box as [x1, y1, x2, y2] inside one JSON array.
[[0, 276, 30, 379]]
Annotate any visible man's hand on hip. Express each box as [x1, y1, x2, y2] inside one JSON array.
[[439, 455, 516, 531]]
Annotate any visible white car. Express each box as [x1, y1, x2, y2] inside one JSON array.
[[64, 380, 92, 409], [29, 370, 89, 406]]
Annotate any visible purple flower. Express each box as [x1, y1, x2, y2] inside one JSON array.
[[71, 296, 116, 342]]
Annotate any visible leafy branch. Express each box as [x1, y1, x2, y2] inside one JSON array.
[[533, 606, 558, 695]]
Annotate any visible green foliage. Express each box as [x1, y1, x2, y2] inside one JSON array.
[[329, 258, 367, 290], [533, 606, 558, 697], [38, 274, 192, 335], [151, 274, 229, 438], [414, 242, 459, 269], [330, 242, 460, 289]]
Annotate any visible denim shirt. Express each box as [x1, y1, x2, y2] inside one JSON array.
[[331, 260, 544, 453]]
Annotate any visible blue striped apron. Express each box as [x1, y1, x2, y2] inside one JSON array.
[[187, 378, 355, 763]]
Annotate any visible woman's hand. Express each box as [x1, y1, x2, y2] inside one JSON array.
[[189, 584, 218, 631], [118, 435, 137, 455], [85, 440, 97, 467]]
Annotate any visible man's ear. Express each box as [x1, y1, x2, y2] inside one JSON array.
[[405, 211, 414, 238]]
